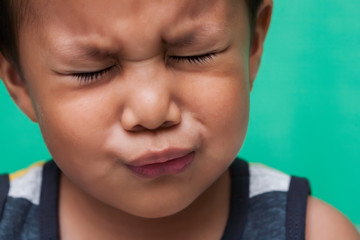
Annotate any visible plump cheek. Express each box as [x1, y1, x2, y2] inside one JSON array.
[[199, 80, 249, 176], [36, 91, 117, 182], [209, 91, 249, 167], [170, 58, 250, 208], [182, 56, 250, 168]]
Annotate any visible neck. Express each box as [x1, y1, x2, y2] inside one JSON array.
[[58, 170, 231, 240]]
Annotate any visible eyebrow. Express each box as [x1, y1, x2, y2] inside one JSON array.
[[163, 25, 226, 48], [52, 44, 116, 62], [52, 25, 227, 61], [164, 32, 201, 48]]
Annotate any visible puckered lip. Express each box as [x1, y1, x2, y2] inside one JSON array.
[[125, 148, 194, 167]]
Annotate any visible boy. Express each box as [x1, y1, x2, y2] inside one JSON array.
[[0, 0, 358, 239]]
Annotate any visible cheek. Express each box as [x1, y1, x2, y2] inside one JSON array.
[[34, 88, 118, 168], [177, 55, 250, 169], [186, 55, 249, 133], [200, 77, 249, 163], [194, 78, 249, 138]]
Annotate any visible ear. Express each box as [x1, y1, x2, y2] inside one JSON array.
[[248, 0, 273, 91], [0, 54, 38, 122]]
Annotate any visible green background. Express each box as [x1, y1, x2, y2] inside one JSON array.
[[1, 0, 359, 227]]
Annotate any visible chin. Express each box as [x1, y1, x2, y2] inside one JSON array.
[[123, 194, 195, 219]]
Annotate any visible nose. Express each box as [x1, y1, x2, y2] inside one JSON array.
[[121, 86, 182, 132]]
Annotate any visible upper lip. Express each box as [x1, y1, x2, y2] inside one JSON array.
[[126, 148, 194, 167]]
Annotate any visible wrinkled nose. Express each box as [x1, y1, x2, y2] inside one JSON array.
[[121, 87, 181, 132]]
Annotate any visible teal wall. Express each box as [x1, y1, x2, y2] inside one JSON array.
[[239, 0, 360, 226], [1, 0, 359, 226]]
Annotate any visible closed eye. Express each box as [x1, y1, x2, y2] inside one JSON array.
[[170, 53, 217, 64], [72, 65, 114, 83], [71, 53, 216, 83]]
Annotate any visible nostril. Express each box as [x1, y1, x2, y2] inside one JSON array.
[[128, 121, 177, 132], [160, 121, 177, 129], [131, 124, 145, 132]]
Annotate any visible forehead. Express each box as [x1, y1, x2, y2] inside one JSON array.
[[40, 0, 240, 24], [30, 0, 245, 34], [21, 0, 248, 62]]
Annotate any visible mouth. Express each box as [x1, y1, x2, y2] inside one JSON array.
[[125, 149, 195, 178]]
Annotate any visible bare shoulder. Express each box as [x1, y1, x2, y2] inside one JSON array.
[[306, 196, 360, 240]]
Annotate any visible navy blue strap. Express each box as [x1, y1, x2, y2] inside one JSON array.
[[40, 160, 60, 240], [286, 176, 311, 240], [0, 174, 9, 220], [221, 158, 249, 240]]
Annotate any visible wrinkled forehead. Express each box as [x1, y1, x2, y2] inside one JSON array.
[[19, 0, 249, 62], [29, 0, 245, 34]]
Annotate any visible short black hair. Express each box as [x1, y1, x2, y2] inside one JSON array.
[[0, 0, 264, 72]]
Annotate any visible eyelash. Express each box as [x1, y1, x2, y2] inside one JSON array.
[[170, 53, 217, 64], [72, 66, 114, 83], [72, 53, 216, 84]]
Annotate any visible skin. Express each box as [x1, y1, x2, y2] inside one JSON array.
[[0, 0, 359, 239]]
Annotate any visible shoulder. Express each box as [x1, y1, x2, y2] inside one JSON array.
[[0, 161, 47, 237], [7, 161, 46, 205], [306, 197, 360, 240], [230, 159, 359, 239], [247, 162, 359, 239], [247, 162, 291, 198]]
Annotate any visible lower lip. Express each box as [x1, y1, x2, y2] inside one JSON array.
[[126, 152, 195, 178]]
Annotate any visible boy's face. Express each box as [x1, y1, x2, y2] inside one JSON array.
[[13, 0, 260, 217]]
